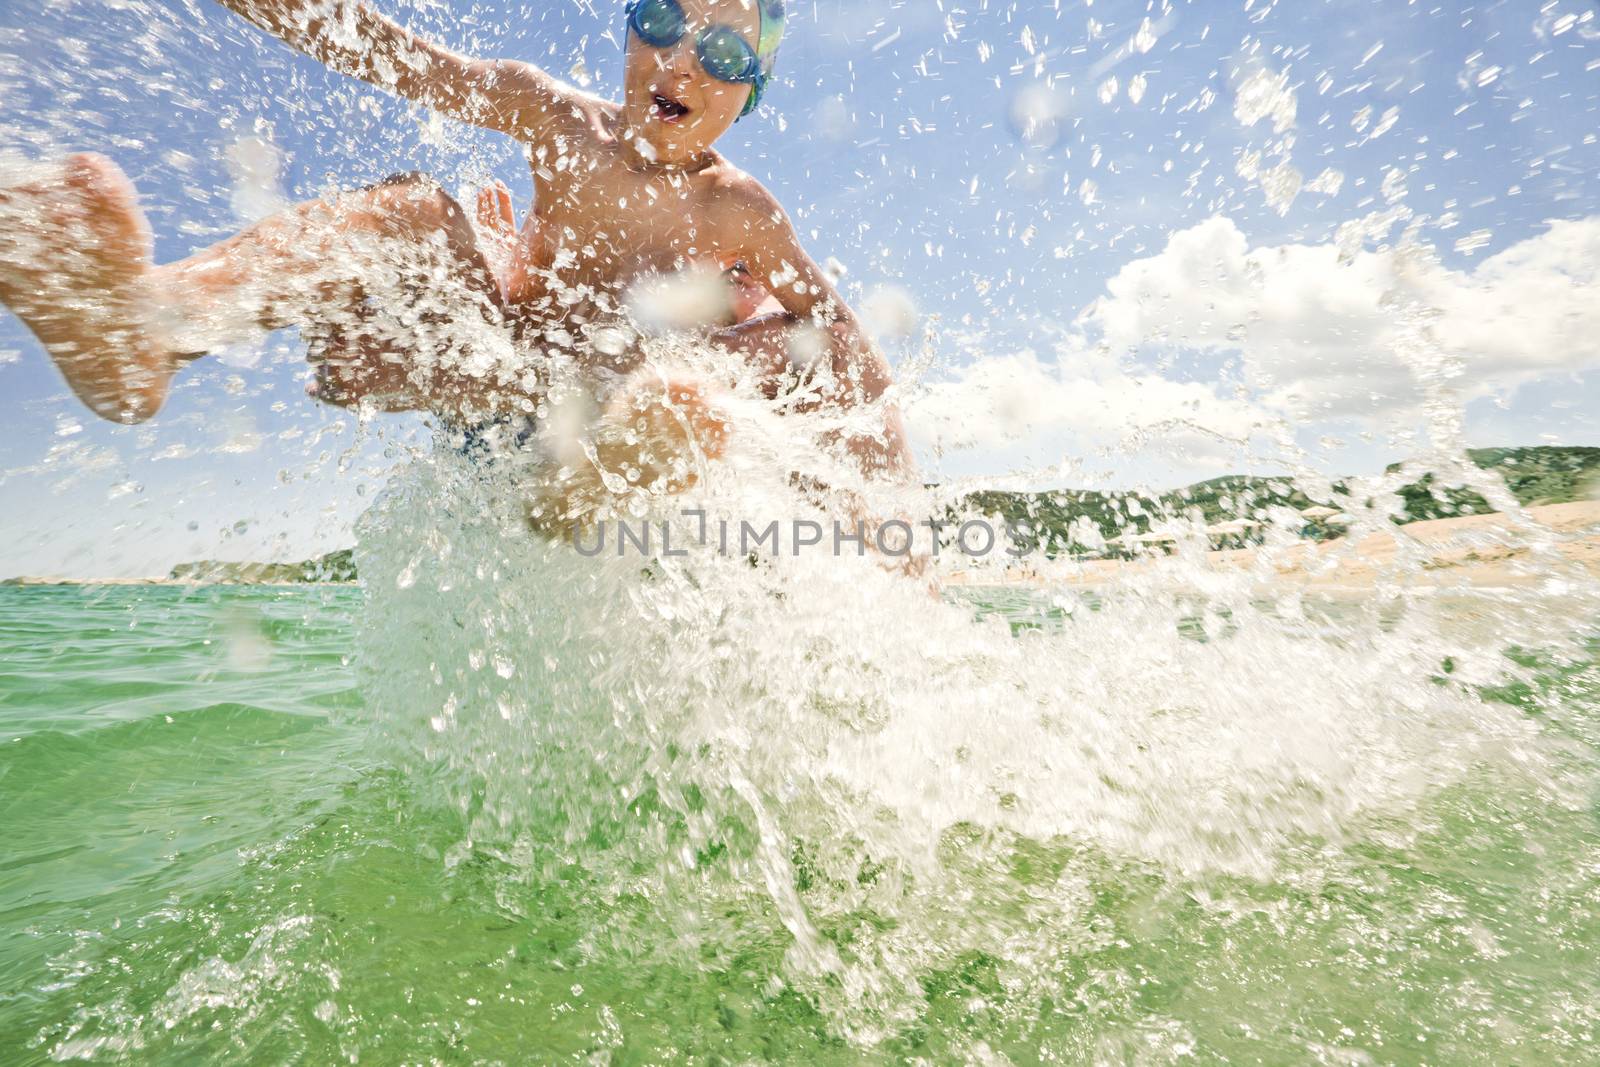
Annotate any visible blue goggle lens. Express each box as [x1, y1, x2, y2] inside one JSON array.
[[628, 0, 760, 86], [629, 0, 686, 47], [696, 25, 759, 83]]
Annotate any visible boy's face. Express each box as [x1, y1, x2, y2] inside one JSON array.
[[621, 0, 761, 164]]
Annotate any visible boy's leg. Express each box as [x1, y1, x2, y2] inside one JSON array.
[[303, 177, 521, 411], [163, 170, 510, 417], [0, 155, 507, 422]]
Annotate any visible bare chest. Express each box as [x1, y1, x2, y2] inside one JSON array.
[[505, 149, 735, 311]]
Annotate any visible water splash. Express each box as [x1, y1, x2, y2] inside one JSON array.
[[345, 329, 1599, 1039]]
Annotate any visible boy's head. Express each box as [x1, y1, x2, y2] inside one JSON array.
[[620, 0, 784, 163]]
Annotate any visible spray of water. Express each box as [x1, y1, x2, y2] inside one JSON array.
[[345, 316, 1599, 1041]]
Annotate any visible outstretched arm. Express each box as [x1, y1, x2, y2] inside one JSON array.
[[719, 186, 915, 481], [215, 0, 578, 141]]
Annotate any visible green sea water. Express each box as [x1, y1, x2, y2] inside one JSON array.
[[2, 582, 1599, 1064]]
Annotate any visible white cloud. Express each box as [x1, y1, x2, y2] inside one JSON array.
[[904, 346, 1267, 470], [1078, 215, 1600, 421], [902, 214, 1600, 481]]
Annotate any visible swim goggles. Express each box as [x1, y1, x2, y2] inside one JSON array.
[[624, 0, 784, 117]]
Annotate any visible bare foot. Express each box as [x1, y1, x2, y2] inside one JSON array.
[[0, 153, 174, 422], [599, 374, 730, 490], [530, 374, 730, 533]]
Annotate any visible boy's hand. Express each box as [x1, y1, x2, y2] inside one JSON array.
[[474, 180, 517, 284], [475, 181, 515, 241]]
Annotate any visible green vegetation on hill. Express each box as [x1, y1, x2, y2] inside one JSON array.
[[1389, 447, 1600, 523], [167, 548, 357, 584], [959, 446, 1600, 557]]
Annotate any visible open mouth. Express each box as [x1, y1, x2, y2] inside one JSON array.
[[652, 92, 691, 123]]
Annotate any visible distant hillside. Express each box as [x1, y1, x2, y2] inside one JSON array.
[[1389, 447, 1600, 522], [960, 446, 1600, 557], [8, 449, 1593, 582], [168, 548, 357, 584]]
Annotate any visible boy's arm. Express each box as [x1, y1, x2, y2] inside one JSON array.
[[215, 0, 577, 141], [722, 186, 915, 480]]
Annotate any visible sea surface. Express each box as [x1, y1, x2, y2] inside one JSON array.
[[1, 581, 1599, 1064]]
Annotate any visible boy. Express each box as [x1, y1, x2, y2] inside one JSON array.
[[0, 0, 914, 518]]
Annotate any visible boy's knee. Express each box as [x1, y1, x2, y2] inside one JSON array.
[[371, 170, 438, 193], [369, 172, 463, 228]]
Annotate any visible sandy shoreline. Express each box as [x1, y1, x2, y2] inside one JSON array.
[[941, 500, 1600, 592]]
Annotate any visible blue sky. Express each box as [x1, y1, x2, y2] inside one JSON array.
[[2, 0, 1598, 576]]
